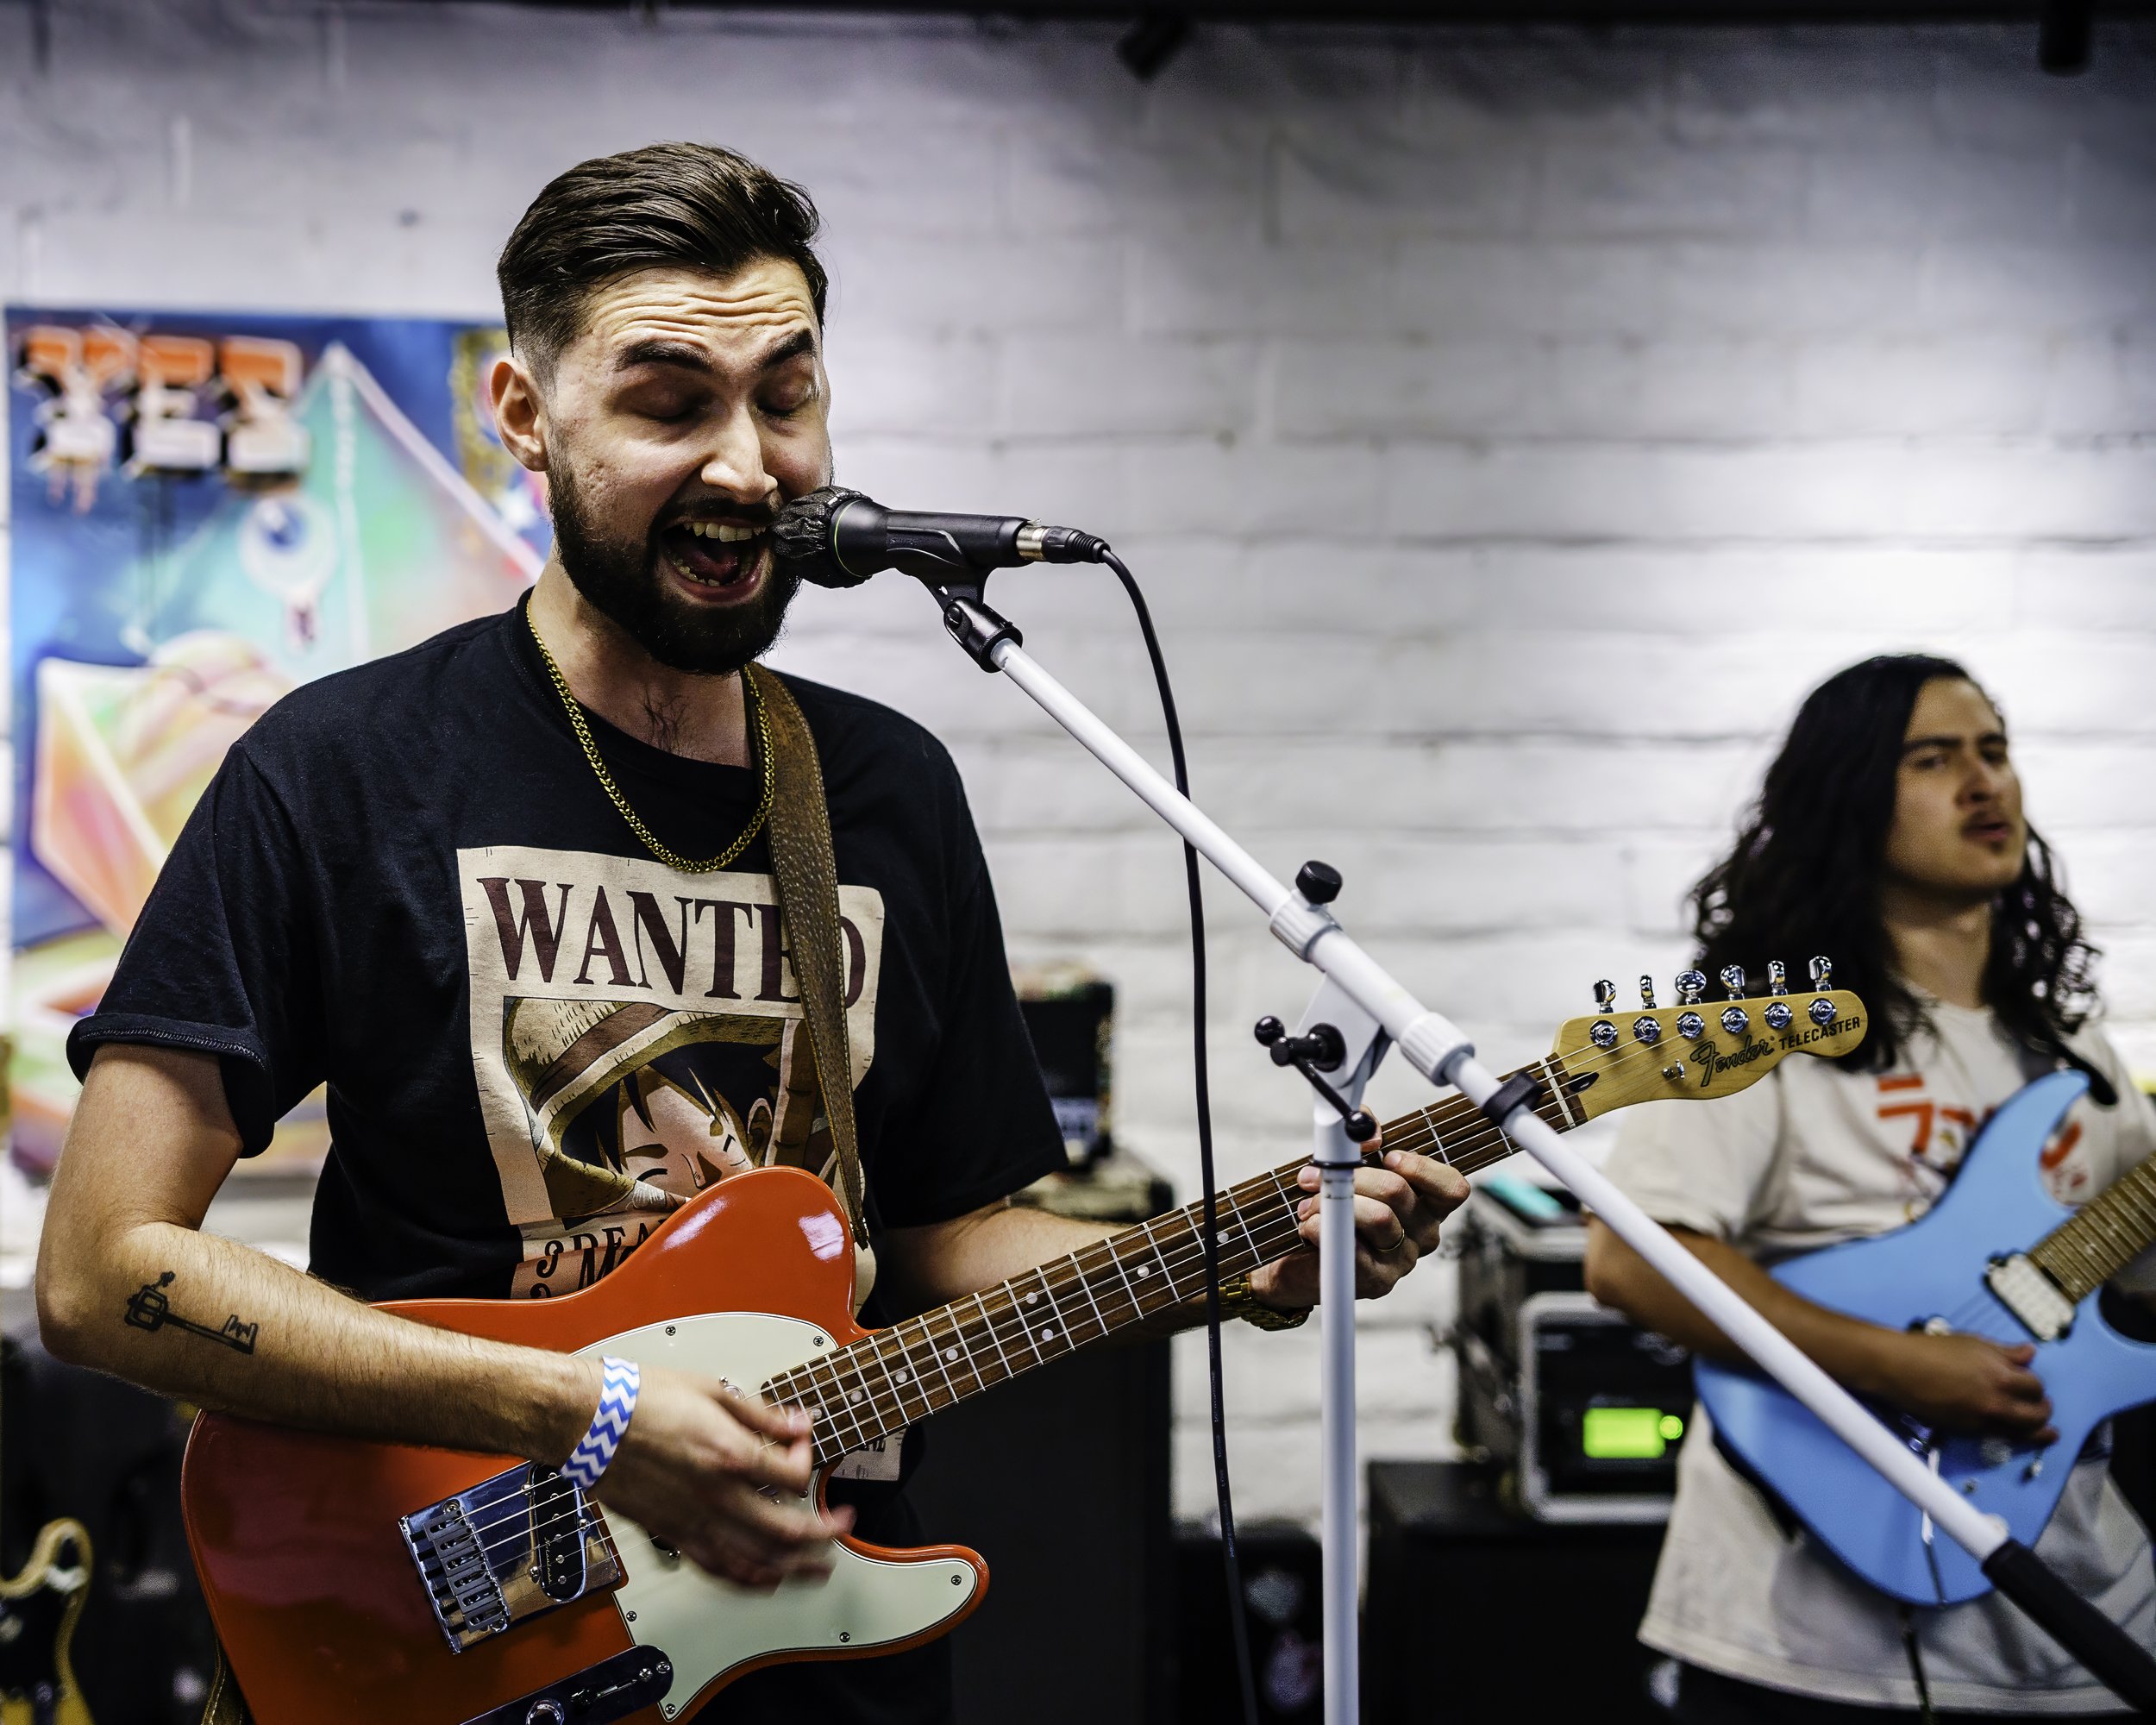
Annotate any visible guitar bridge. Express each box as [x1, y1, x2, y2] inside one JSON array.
[[399, 1464, 622, 1653], [1984, 1252, 2076, 1343]]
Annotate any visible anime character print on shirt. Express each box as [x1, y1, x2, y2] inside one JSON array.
[[1874, 1068, 2098, 1220], [457, 844, 885, 1297]]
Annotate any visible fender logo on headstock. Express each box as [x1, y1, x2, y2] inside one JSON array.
[[1695, 1015, 1865, 1088]]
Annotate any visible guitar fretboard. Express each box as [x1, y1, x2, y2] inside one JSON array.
[[766, 1053, 1584, 1467], [2030, 1149, 2156, 1303]]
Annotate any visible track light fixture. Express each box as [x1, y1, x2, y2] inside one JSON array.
[[1117, 9, 1191, 82]]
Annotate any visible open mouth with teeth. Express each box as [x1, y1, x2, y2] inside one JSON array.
[[661, 518, 769, 593]]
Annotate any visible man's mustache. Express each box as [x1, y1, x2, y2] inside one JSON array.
[[660, 501, 780, 531]]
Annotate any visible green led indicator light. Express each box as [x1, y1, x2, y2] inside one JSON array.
[[1582, 1406, 1680, 1459]]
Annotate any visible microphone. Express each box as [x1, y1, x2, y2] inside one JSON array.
[[771, 486, 1109, 589]]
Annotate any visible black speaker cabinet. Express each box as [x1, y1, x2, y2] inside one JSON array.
[[1364, 1460, 1668, 1722], [1173, 1524, 1326, 1723], [905, 1331, 1174, 1724]]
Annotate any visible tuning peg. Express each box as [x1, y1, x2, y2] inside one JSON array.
[[1594, 979, 1617, 1013], [1809, 955, 1832, 990], [1764, 960, 1792, 1028], [1720, 963, 1746, 1000], [1675, 970, 1707, 1006], [1639, 975, 1658, 1009], [1809, 997, 1838, 1027]]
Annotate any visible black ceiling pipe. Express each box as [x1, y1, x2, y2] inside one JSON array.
[[1117, 8, 1192, 78], [2039, 0, 2094, 70], [388, 1, 2156, 20]]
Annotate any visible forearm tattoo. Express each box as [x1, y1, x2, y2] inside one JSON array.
[[123, 1270, 259, 1354]]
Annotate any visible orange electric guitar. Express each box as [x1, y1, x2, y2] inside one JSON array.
[[182, 974, 1865, 1725]]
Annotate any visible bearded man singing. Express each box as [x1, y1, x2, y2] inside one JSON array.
[[33, 143, 1468, 1724]]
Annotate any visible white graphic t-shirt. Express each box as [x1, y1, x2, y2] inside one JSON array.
[[1603, 1000, 2156, 1712]]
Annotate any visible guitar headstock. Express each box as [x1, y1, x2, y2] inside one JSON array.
[[1551, 958, 1866, 1124]]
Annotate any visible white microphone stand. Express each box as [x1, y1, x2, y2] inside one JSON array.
[[1288, 978, 1386, 1725], [912, 580, 2156, 1722]]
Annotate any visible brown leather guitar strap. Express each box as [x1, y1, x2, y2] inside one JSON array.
[[746, 662, 869, 1251]]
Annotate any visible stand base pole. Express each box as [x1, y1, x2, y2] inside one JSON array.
[[1319, 1113, 1359, 1725]]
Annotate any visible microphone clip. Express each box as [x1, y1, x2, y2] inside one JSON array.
[[936, 584, 1024, 672]]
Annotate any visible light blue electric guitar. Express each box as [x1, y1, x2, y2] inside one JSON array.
[[1695, 1069, 2156, 1605]]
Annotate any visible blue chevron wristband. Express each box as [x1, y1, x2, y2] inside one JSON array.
[[562, 1356, 641, 1491]]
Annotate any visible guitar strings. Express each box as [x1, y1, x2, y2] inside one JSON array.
[[450, 1195, 1337, 1565], [761, 999, 1858, 1452], [454, 1086, 1553, 1573], [743, 1043, 1597, 1448], [449, 1105, 1609, 1565], [446, 1133, 1633, 1571], [446, 1010, 1852, 1568], [471, 1021, 1799, 1557], [451, 1191, 1326, 1565]]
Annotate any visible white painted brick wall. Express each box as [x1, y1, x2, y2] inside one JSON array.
[[5, 1, 2154, 1530]]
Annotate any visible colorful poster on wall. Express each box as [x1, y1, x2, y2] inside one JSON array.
[[6, 308, 551, 1171]]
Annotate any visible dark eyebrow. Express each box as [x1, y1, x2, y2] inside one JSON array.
[[612, 338, 710, 374], [611, 327, 818, 377], [756, 329, 818, 370], [1902, 731, 2007, 755]]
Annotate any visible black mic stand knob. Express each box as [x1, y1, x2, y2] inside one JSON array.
[[1296, 860, 1343, 906]]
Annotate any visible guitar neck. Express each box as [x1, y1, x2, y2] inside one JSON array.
[[766, 1052, 1585, 1467], [2029, 1148, 2156, 1303]]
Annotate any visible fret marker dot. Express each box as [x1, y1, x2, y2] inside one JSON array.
[[849, 1389, 864, 1403], [895, 1369, 910, 1383], [1025, 1292, 1039, 1304], [1135, 1264, 1150, 1276], [943, 1348, 960, 1361], [1042, 1327, 1056, 1340]]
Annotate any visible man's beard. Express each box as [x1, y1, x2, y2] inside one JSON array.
[[544, 457, 800, 676]]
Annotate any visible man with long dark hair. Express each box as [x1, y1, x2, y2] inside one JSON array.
[[1587, 655, 2156, 1718]]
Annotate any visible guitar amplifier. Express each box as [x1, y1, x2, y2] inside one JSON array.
[[1452, 1177, 1693, 1522], [1013, 967, 1115, 1169]]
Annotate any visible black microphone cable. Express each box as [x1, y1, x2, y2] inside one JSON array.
[[1095, 548, 1262, 1725], [770, 488, 1263, 1723]]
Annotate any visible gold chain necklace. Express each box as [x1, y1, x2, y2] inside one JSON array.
[[527, 607, 774, 875]]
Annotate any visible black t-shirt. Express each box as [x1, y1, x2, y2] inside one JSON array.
[[67, 599, 1064, 1724]]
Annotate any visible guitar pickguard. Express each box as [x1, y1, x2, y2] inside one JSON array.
[[576, 1313, 981, 1721]]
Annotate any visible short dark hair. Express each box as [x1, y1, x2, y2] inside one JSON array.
[[497, 141, 827, 378], [1690, 653, 2098, 1076]]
